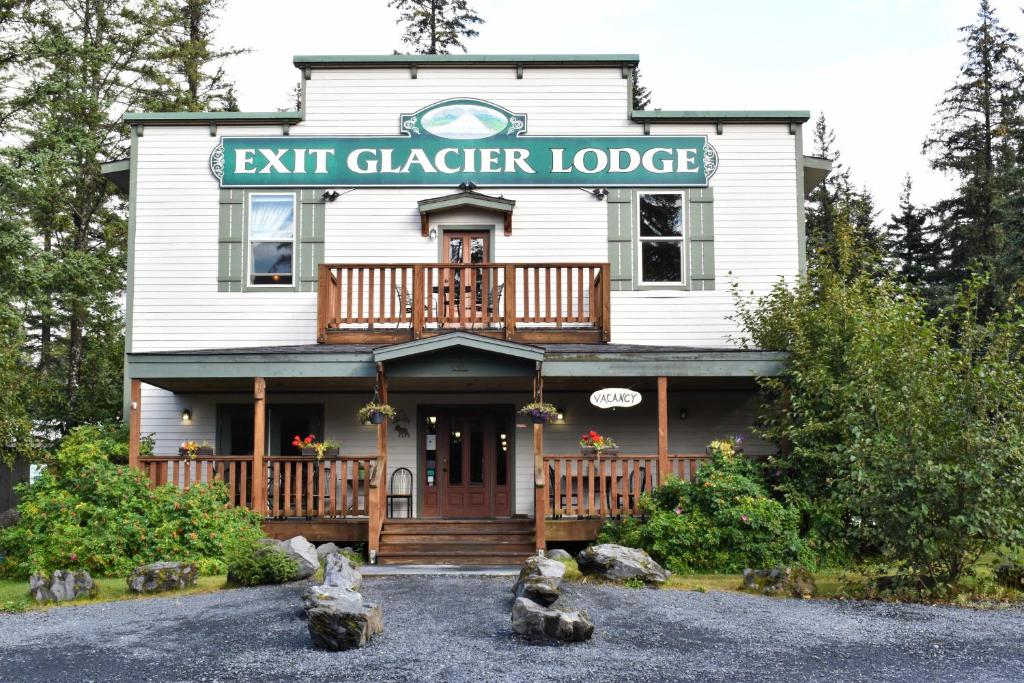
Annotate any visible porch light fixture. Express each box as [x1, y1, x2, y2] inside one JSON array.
[[428, 227, 438, 239], [679, 408, 688, 420], [322, 190, 341, 202], [454, 431, 462, 439], [457, 180, 478, 192], [428, 415, 437, 425], [181, 408, 192, 424], [579, 187, 609, 201], [555, 412, 564, 422]]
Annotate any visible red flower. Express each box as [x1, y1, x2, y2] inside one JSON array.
[[589, 430, 598, 437]]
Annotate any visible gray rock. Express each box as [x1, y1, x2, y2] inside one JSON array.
[[301, 584, 364, 612], [577, 544, 667, 584], [0, 507, 19, 528], [277, 536, 319, 579], [307, 601, 384, 650], [546, 548, 573, 562], [127, 561, 198, 594], [29, 570, 97, 603], [316, 542, 340, 559], [323, 552, 362, 591], [513, 575, 561, 607], [742, 567, 816, 598], [511, 597, 594, 643]]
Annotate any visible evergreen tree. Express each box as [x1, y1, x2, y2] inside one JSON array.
[[804, 113, 882, 272], [923, 0, 1024, 312], [389, 0, 483, 54], [884, 175, 940, 289], [632, 67, 652, 111], [146, 0, 247, 112]]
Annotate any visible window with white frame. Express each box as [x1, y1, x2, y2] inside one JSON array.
[[637, 192, 685, 284], [248, 193, 295, 286]]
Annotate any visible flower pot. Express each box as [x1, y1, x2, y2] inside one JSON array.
[[599, 447, 620, 457], [530, 414, 549, 425], [581, 446, 618, 457], [301, 447, 340, 458], [179, 446, 213, 457], [369, 412, 386, 425]]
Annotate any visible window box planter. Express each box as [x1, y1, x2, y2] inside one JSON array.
[[301, 446, 340, 458], [179, 446, 214, 457], [581, 446, 619, 457]]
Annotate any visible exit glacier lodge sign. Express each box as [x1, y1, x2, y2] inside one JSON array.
[[209, 98, 719, 188]]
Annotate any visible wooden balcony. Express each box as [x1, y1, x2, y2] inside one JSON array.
[[316, 262, 611, 344]]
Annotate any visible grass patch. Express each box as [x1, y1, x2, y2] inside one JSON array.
[[662, 571, 862, 598], [0, 575, 227, 613]]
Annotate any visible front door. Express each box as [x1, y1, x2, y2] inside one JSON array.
[[421, 407, 512, 518]]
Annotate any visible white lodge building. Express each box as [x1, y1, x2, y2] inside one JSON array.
[[104, 54, 830, 564]]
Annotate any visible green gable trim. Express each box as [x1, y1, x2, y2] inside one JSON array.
[[418, 192, 515, 215], [373, 332, 544, 364], [631, 110, 811, 123], [293, 54, 639, 68], [124, 111, 303, 125]]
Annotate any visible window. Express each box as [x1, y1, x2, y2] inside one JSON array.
[[638, 192, 685, 284], [248, 193, 295, 286]]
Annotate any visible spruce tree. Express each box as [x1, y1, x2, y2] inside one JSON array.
[[632, 67, 652, 111], [884, 175, 940, 289], [923, 0, 1024, 312], [804, 113, 882, 272], [389, 0, 484, 54], [146, 0, 247, 112]]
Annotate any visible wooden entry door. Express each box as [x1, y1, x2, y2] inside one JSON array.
[[422, 407, 512, 518]]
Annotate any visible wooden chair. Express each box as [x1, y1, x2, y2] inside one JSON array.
[[387, 467, 413, 518], [473, 282, 504, 325]]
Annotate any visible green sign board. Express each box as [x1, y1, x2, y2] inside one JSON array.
[[210, 98, 719, 188]]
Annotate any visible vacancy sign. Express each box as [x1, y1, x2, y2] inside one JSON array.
[[590, 388, 643, 409]]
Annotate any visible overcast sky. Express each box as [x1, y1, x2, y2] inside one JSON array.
[[217, 0, 1024, 219]]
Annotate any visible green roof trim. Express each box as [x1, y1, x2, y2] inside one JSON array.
[[293, 54, 639, 68], [418, 191, 515, 215], [631, 110, 811, 123], [373, 331, 544, 364], [123, 111, 303, 124]]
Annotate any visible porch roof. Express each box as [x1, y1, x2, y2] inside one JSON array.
[[372, 331, 543, 363]]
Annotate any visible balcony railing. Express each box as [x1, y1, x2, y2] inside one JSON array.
[[316, 262, 611, 344]]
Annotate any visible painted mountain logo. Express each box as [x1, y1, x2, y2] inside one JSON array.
[[402, 98, 527, 138]]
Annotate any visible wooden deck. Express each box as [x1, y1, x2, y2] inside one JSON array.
[[316, 262, 611, 344]]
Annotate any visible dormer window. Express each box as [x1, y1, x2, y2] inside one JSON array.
[[248, 193, 295, 286]]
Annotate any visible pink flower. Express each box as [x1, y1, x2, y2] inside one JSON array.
[[740, 515, 750, 524], [69, 552, 78, 561], [673, 507, 682, 515]]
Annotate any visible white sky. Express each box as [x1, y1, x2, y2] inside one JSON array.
[[217, 0, 1024, 220]]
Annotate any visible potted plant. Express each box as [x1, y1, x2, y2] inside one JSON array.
[[292, 434, 340, 459], [358, 402, 396, 425], [579, 430, 618, 457], [179, 440, 213, 459], [518, 402, 560, 425]]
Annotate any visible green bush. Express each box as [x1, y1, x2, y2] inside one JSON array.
[[226, 541, 299, 587], [600, 440, 809, 574], [0, 427, 264, 578]]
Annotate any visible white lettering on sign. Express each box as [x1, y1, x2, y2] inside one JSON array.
[[589, 388, 643, 409]]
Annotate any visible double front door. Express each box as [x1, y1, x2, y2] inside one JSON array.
[[421, 406, 512, 518]]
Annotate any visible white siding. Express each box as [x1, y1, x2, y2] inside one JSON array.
[[131, 65, 799, 351], [140, 384, 768, 517]]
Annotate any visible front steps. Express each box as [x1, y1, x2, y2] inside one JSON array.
[[377, 518, 535, 565]]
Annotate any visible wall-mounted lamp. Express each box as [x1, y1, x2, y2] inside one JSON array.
[[678, 408, 688, 420], [555, 412, 564, 422], [181, 408, 192, 424], [579, 187, 609, 201], [458, 180, 478, 192], [428, 415, 438, 425], [322, 190, 341, 202], [428, 227, 438, 239], [453, 431, 462, 439]]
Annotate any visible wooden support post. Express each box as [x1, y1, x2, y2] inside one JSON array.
[[128, 379, 141, 470], [252, 377, 267, 515], [412, 265, 425, 339], [504, 264, 516, 340], [599, 263, 611, 342], [534, 422, 545, 553], [369, 363, 389, 563], [657, 376, 669, 486]]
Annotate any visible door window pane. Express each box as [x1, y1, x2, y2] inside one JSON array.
[[470, 238, 485, 264], [469, 420, 484, 484], [448, 237, 463, 263], [448, 427, 463, 485], [495, 427, 508, 486]]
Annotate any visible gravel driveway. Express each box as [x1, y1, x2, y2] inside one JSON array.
[[1, 576, 1022, 682]]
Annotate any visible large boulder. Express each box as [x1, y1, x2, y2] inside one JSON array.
[[576, 544, 667, 584], [323, 553, 362, 592], [742, 566, 816, 598], [546, 548, 573, 562], [511, 597, 594, 643], [316, 542, 340, 559], [513, 575, 561, 607], [127, 561, 198, 594], [276, 536, 319, 580], [29, 570, 97, 603], [301, 584, 364, 612], [307, 601, 384, 651]]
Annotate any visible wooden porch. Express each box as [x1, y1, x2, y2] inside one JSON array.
[[316, 262, 611, 344]]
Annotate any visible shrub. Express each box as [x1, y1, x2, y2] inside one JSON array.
[[0, 426, 264, 578], [600, 440, 809, 574], [226, 541, 299, 587]]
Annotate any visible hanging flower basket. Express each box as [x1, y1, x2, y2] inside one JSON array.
[[518, 402, 559, 424], [358, 402, 396, 425]]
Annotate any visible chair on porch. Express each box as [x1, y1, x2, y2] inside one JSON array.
[[616, 466, 648, 512], [387, 467, 413, 518], [473, 282, 504, 325]]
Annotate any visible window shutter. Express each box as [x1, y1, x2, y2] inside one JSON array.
[[606, 188, 633, 291], [687, 187, 715, 291], [298, 189, 325, 292], [218, 189, 244, 292]]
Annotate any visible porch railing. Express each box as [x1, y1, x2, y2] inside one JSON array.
[[140, 454, 381, 520], [317, 262, 610, 343], [542, 453, 711, 519]]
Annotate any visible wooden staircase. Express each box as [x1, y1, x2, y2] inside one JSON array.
[[377, 519, 536, 565]]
